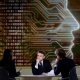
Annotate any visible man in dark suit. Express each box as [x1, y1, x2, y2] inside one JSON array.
[[54, 48, 78, 80], [31, 50, 52, 75]]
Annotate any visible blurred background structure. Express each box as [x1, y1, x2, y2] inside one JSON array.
[[0, 0, 80, 66]]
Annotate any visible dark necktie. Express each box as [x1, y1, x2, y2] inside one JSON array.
[[39, 61, 43, 68]]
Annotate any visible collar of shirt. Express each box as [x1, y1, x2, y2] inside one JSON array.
[[35, 60, 43, 69], [39, 60, 43, 66]]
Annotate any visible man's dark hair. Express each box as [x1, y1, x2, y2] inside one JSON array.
[[55, 48, 66, 58], [37, 50, 46, 56]]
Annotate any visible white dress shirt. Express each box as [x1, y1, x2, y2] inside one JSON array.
[[35, 60, 43, 69]]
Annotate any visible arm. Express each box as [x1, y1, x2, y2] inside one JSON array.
[[46, 60, 52, 72], [10, 60, 20, 77], [31, 61, 41, 75], [54, 61, 61, 75]]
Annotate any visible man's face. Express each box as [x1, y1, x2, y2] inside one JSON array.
[[37, 52, 45, 61], [56, 55, 61, 60]]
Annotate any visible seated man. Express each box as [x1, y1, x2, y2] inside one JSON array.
[[53, 48, 78, 80], [31, 50, 52, 75]]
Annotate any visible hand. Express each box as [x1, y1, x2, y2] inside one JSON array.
[[36, 59, 40, 63], [55, 58, 59, 64], [16, 71, 20, 77], [35, 59, 40, 69]]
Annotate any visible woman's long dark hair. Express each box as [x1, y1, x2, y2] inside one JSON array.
[[2, 49, 12, 63]]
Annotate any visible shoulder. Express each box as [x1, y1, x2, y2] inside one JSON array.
[[0, 60, 3, 66], [66, 58, 74, 63], [68, 58, 75, 65], [43, 59, 50, 63], [32, 60, 36, 65], [11, 59, 16, 64], [0, 60, 2, 63], [0, 60, 6, 65], [63, 58, 75, 66]]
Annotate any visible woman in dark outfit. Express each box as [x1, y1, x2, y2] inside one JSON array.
[[54, 48, 78, 80], [0, 49, 20, 80]]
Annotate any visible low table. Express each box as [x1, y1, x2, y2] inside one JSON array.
[[20, 75, 53, 80]]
